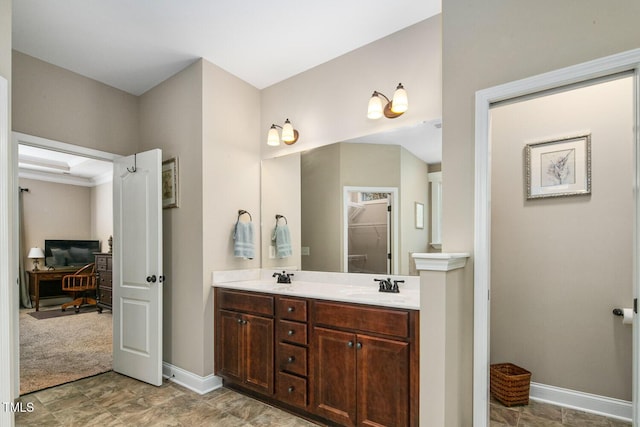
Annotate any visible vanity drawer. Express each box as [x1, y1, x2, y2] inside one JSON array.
[[277, 320, 307, 345], [218, 289, 274, 317], [277, 372, 307, 409], [277, 342, 307, 376], [313, 301, 409, 338], [277, 297, 307, 322]]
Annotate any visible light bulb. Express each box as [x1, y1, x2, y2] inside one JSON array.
[[367, 93, 383, 119], [267, 125, 280, 146], [391, 83, 408, 114], [281, 119, 295, 142]]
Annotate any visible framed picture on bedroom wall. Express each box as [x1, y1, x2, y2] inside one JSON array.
[[162, 157, 179, 209], [525, 134, 591, 200]]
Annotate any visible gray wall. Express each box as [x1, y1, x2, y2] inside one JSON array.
[[12, 51, 139, 155], [490, 76, 633, 400], [442, 1, 640, 423]]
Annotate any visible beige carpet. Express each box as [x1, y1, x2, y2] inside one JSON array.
[[19, 307, 112, 395]]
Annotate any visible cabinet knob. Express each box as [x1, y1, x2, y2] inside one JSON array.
[[237, 318, 243, 324], [356, 342, 362, 350], [287, 356, 295, 363], [347, 341, 354, 348], [287, 330, 294, 336], [288, 386, 295, 393], [287, 307, 294, 312]]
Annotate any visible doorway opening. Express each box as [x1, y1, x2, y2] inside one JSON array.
[[473, 49, 640, 426], [15, 132, 118, 395], [343, 186, 398, 275]]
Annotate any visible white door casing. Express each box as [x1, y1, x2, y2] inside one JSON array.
[[113, 149, 163, 386], [474, 49, 640, 425]]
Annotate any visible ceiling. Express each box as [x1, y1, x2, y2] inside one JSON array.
[[18, 144, 113, 187], [12, 1, 442, 177], [12, 1, 441, 95]]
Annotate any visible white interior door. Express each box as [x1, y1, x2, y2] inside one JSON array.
[[113, 149, 163, 386]]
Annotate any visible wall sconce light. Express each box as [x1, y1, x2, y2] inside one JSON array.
[[267, 118, 300, 146], [27, 247, 45, 271], [367, 83, 408, 119]]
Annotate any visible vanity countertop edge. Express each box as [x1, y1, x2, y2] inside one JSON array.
[[211, 269, 420, 310]]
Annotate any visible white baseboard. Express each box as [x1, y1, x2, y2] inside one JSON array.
[[529, 382, 632, 422], [162, 362, 223, 395]]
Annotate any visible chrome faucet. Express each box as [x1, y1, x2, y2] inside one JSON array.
[[273, 271, 294, 284], [374, 277, 404, 293]]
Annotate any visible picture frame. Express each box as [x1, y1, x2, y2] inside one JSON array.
[[525, 134, 591, 200], [162, 157, 179, 209], [415, 202, 424, 229]]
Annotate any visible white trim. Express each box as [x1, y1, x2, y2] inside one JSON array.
[[474, 48, 640, 426], [13, 132, 121, 162], [0, 76, 15, 427], [412, 252, 469, 271], [530, 382, 632, 422], [343, 186, 399, 275], [162, 362, 223, 395]]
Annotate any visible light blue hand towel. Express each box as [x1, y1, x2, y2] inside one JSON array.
[[233, 221, 255, 259], [272, 224, 293, 258]]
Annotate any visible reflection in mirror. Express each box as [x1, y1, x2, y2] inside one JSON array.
[[261, 121, 442, 276], [344, 188, 396, 274]]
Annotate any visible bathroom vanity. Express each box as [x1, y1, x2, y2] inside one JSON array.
[[213, 271, 419, 427]]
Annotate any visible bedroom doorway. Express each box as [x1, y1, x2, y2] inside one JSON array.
[[15, 132, 118, 395]]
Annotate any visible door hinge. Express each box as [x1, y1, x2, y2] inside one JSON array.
[[634, 298, 637, 314], [387, 253, 391, 260], [387, 205, 391, 212]]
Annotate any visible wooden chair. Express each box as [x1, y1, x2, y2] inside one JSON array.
[[61, 263, 97, 313]]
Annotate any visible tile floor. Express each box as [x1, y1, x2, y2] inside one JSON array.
[[490, 397, 632, 427], [13, 371, 633, 426], [15, 371, 320, 427]]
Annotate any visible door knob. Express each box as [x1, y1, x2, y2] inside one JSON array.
[[146, 275, 157, 283]]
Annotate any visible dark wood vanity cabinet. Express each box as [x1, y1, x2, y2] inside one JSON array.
[[95, 253, 112, 312], [215, 288, 274, 396], [311, 301, 416, 427], [213, 288, 418, 427]]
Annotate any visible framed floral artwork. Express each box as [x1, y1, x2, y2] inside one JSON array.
[[162, 157, 179, 208], [525, 134, 591, 199]]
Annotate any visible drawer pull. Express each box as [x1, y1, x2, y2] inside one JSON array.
[[347, 341, 354, 348], [287, 356, 295, 363], [287, 330, 294, 336], [287, 307, 295, 312], [288, 386, 295, 393], [237, 318, 242, 324], [356, 342, 362, 350]]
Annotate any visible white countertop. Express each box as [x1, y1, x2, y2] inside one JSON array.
[[212, 270, 420, 310]]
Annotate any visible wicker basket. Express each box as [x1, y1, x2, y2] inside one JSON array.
[[490, 363, 531, 407]]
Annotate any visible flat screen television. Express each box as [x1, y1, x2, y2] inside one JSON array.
[[44, 239, 101, 268]]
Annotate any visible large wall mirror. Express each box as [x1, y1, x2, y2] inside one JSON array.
[[261, 120, 442, 276]]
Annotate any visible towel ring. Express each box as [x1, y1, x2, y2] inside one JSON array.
[[238, 210, 252, 221], [275, 214, 287, 224]]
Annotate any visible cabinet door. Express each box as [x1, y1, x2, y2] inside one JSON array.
[[357, 335, 410, 427], [244, 314, 274, 395], [217, 309, 243, 383], [313, 327, 357, 427]]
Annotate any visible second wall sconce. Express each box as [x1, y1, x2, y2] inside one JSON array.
[[367, 83, 408, 119], [267, 118, 300, 146]]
